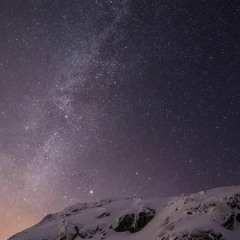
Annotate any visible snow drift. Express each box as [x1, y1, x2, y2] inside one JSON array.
[[8, 186, 240, 240]]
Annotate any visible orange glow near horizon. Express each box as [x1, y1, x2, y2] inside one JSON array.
[[0, 200, 41, 240]]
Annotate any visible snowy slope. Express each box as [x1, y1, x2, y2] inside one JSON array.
[[8, 186, 240, 240]]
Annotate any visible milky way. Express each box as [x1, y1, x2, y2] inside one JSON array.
[[1, 1, 240, 239]]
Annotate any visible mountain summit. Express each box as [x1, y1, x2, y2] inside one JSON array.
[[9, 186, 240, 240]]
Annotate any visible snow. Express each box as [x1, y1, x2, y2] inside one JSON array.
[[8, 186, 240, 240]]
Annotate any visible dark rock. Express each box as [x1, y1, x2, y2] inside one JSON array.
[[174, 230, 223, 240], [211, 202, 236, 230], [236, 213, 240, 222], [39, 214, 54, 224], [74, 225, 107, 239], [97, 212, 110, 218], [114, 213, 135, 232], [58, 231, 78, 240], [225, 193, 240, 209], [159, 230, 224, 240], [75, 225, 98, 239], [114, 207, 155, 233], [71, 209, 79, 213], [223, 214, 235, 230], [210, 231, 223, 240]]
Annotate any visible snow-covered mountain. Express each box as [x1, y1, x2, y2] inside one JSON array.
[[8, 186, 240, 240]]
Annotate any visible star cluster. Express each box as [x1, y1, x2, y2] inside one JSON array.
[[1, 1, 240, 239]]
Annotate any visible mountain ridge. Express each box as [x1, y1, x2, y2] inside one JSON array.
[[8, 185, 240, 240]]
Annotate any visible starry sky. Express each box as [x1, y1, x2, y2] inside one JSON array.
[[1, 0, 240, 239]]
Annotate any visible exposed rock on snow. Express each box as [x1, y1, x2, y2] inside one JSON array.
[[114, 207, 155, 233], [164, 229, 224, 240], [8, 186, 240, 240], [211, 202, 234, 229]]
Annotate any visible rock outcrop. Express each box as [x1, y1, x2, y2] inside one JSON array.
[[114, 207, 155, 233]]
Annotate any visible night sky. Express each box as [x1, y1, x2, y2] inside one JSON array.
[[1, 0, 240, 239]]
